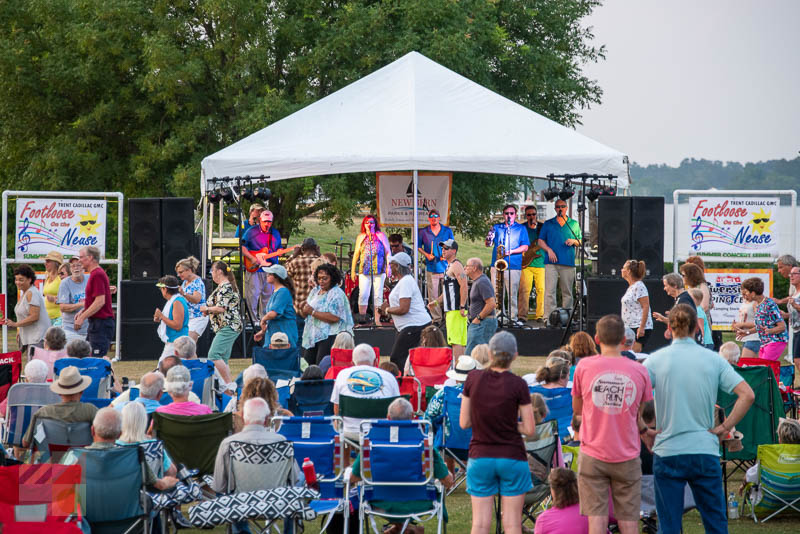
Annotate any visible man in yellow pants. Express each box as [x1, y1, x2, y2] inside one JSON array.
[[518, 205, 545, 323]]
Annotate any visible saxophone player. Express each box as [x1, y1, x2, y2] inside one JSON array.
[[484, 204, 530, 324]]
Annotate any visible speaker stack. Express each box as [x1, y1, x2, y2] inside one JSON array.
[[122, 198, 205, 360], [587, 196, 670, 352]]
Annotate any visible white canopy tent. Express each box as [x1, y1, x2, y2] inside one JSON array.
[[201, 51, 629, 273]]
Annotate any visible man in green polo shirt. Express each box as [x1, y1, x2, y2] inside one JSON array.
[[518, 205, 545, 323], [537, 199, 582, 319]]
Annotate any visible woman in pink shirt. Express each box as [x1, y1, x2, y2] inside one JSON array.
[[155, 364, 212, 416], [533, 468, 587, 534]]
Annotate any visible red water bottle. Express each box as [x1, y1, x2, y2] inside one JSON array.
[[302, 457, 318, 489]]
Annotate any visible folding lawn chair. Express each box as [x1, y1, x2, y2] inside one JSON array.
[[182, 359, 217, 410], [152, 411, 232, 477], [338, 395, 404, 450], [325, 347, 381, 380], [2, 382, 59, 447], [744, 443, 800, 523], [397, 376, 423, 413], [69, 444, 151, 534], [32, 419, 92, 463], [718, 365, 782, 496], [29, 346, 67, 381], [407, 347, 452, 389], [561, 443, 580, 473], [519, 420, 560, 532], [779, 365, 795, 415], [252, 346, 302, 381], [54, 357, 113, 399], [277, 416, 349, 533], [529, 385, 573, 442], [437, 385, 471, 495], [358, 419, 444, 534], [0, 463, 82, 525], [289, 379, 335, 417], [0, 351, 22, 406]]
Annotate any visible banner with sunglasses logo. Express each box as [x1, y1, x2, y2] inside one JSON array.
[[686, 196, 780, 260], [15, 198, 107, 260], [376, 172, 452, 227], [706, 268, 772, 330]]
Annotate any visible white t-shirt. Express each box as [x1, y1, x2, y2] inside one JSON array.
[[738, 302, 761, 341], [621, 280, 654, 330], [331, 365, 400, 433], [388, 275, 431, 331]]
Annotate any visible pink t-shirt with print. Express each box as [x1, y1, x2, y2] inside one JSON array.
[[572, 354, 653, 463], [155, 401, 212, 416]]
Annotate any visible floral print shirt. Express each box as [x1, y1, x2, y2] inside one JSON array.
[[301, 285, 354, 349], [181, 277, 207, 319], [754, 296, 788, 344], [207, 282, 242, 333]]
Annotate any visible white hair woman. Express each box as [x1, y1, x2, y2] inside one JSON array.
[[118, 402, 177, 476], [155, 365, 212, 416]]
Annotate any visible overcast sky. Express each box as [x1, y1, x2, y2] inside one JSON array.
[[576, 1, 800, 166]]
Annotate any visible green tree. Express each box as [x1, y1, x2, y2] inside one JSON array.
[[0, 0, 604, 240]]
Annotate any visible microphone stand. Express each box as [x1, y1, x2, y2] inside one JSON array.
[[560, 187, 589, 345]]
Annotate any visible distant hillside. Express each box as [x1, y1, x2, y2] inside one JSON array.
[[629, 157, 800, 202]]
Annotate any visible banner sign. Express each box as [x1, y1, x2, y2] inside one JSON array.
[[706, 268, 772, 330], [15, 198, 107, 260], [688, 196, 779, 260], [376, 172, 452, 227]]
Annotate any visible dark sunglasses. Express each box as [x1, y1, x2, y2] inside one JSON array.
[[79, 220, 97, 226], [503, 211, 515, 215], [428, 214, 440, 218], [526, 213, 537, 217], [753, 218, 769, 223]]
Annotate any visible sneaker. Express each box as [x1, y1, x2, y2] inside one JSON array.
[[170, 508, 193, 529]]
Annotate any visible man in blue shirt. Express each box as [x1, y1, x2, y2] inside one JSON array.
[[241, 210, 281, 319], [418, 208, 454, 323], [537, 199, 582, 320], [484, 204, 529, 323], [643, 304, 754, 534]]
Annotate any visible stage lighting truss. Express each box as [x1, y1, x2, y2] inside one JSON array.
[[543, 180, 560, 201]]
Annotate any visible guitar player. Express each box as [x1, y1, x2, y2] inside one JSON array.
[[241, 210, 296, 319]]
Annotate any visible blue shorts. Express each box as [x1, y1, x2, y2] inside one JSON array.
[[742, 340, 760, 354], [466, 457, 532, 497]]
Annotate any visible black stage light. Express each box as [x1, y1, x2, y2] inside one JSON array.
[[602, 185, 617, 196], [548, 308, 571, 328], [558, 183, 574, 201], [254, 186, 272, 202], [543, 181, 560, 201], [241, 187, 255, 202], [207, 188, 221, 204], [586, 183, 601, 202], [219, 186, 235, 203]]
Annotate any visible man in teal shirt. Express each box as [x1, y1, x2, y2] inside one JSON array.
[[643, 304, 754, 534], [537, 199, 582, 319], [518, 205, 545, 323]]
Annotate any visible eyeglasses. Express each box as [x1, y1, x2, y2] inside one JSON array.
[[525, 213, 537, 217], [791, 272, 800, 276], [503, 211, 515, 215], [555, 205, 567, 209], [428, 214, 440, 218]]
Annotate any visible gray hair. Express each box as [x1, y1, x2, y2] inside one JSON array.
[[623, 327, 636, 347], [243, 397, 271, 425], [777, 254, 798, 267], [120, 401, 148, 443], [44, 326, 67, 351], [387, 398, 414, 421], [139, 372, 165, 400], [467, 257, 484, 271], [778, 418, 800, 445], [93, 407, 122, 440], [489, 331, 517, 368], [242, 364, 268, 385], [24, 359, 49, 383], [391, 262, 413, 277], [332, 331, 355, 350], [718, 342, 741, 365], [164, 365, 192, 397], [663, 273, 684, 290], [352, 343, 375, 365], [173, 336, 196, 359], [81, 246, 101, 262], [66, 338, 92, 359]]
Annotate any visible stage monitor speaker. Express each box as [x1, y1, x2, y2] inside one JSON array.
[[586, 278, 629, 319], [129, 199, 162, 279], [631, 197, 665, 279], [120, 279, 164, 322], [161, 198, 196, 274], [597, 197, 632, 277], [120, 319, 164, 360]]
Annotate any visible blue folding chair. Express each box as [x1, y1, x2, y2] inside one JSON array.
[[530, 385, 572, 442], [278, 416, 348, 532], [2, 383, 60, 447], [252, 346, 302, 381], [53, 357, 113, 399], [289, 380, 335, 417], [780, 365, 795, 414], [358, 419, 444, 534], [182, 359, 216, 410], [278, 385, 291, 410], [437, 386, 471, 495]]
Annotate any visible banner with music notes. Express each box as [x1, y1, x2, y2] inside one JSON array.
[[706, 268, 772, 330], [15, 198, 107, 260], [687, 196, 779, 260]]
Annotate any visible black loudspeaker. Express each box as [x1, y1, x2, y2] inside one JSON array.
[[129, 199, 162, 279], [631, 197, 665, 279], [120, 320, 164, 360], [120, 280, 163, 321], [161, 198, 196, 274], [586, 278, 629, 318], [597, 197, 632, 277]]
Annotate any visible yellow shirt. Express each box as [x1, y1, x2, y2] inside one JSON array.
[[43, 276, 61, 320]]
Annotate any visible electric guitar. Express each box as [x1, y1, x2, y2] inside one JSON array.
[[243, 245, 299, 272]]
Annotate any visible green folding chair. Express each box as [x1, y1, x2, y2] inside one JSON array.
[[338, 395, 404, 450], [744, 443, 800, 523], [152, 412, 233, 476]]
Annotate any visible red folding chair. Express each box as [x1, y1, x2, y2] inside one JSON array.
[[407, 347, 452, 388], [0, 351, 22, 405], [324, 347, 381, 380], [0, 463, 82, 524], [397, 375, 424, 412], [738, 357, 780, 382]]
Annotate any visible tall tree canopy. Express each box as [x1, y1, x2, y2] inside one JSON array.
[[0, 0, 604, 238]]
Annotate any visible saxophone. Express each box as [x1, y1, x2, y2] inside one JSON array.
[[495, 243, 506, 310]]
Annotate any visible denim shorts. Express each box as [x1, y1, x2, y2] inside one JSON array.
[[742, 340, 760, 354], [466, 457, 532, 497]]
